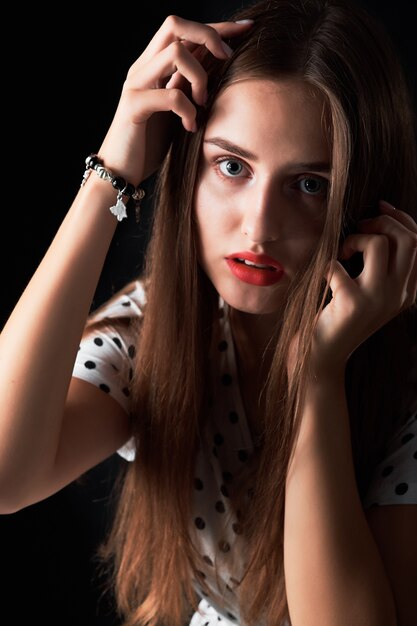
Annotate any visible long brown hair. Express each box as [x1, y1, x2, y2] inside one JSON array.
[[94, 1, 417, 625]]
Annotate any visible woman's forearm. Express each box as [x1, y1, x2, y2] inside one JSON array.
[[284, 373, 397, 626], [0, 177, 118, 510]]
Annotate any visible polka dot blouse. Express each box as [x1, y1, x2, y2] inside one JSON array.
[[73, 280, 417, 626]]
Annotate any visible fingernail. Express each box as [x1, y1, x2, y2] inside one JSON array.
[[221, 41, 234, 57], [235, 19, 254, 24], [380, 199, 396, 211]]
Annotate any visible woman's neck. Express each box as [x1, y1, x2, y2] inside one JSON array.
[[229, 308, 280, 373], [228, 308, 281, 441]]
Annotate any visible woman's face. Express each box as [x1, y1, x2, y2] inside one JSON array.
[[194, 78, 331, 316]]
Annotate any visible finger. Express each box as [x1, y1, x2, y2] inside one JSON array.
[[340, 233, 390, 285], [128, 87, 197, 132], [128, 40, 209, 106], [165, 22, 248, 91], [380, 205, 417, 304], [165, 71, 197, 107], [136, 16, 250, 68], [325, 259, 354, 293], [379, 200, 417, 234], [164, 40, 201, 91], [203, 19, 254, 39], [358, 213, 417, 278], [165, 69, 188, 91], [164, 39, 205, 93]]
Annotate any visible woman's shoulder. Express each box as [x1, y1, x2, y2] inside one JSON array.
[[88, 279, 147, 325], [363, 410, 417, 509], [72, 280, 147, 417]]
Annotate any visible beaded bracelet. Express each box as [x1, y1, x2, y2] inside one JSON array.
[[81, 154, 145, 222]]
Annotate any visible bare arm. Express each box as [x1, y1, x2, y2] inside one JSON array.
[[284, 203, 417, 625], [0, 178, 123, 512], [0, 16, 253, 513], [285, 374, 397, 626]]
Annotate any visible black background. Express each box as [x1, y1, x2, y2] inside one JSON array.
[[1, 2, 415, 625]]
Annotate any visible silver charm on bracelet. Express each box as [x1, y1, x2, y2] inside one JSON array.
[[109, 192, 128, 221]]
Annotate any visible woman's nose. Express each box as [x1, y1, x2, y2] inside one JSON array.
[[241, 185, 283, 243]]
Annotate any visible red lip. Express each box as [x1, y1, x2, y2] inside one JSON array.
[[225, 251, 284, 286]]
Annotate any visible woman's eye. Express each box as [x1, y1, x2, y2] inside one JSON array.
[[216, 158, 246, 178], [297, 176, 328, 196]]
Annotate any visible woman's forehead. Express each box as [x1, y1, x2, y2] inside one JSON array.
[[203, 78, 331, 165]]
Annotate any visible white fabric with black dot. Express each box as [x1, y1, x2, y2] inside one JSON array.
[[73, 280, 417, 626]]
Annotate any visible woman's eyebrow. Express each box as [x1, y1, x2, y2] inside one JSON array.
[[204, 137, 330, 172], [291, 161, 330, 173], [204, 137, 256, 160]]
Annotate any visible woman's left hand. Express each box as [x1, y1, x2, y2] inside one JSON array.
[[312, 200, 417, 374]]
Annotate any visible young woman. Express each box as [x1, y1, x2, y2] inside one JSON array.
[[0, 1, 416, 625]]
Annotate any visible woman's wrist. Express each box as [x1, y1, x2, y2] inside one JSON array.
[[307, 340, 349, 386], [290, 366, 349, 464], [306, 360, 346, 389], [81, 154, 145, 222]]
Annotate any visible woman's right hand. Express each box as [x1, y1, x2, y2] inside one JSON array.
[[97, 15, 253, 185]]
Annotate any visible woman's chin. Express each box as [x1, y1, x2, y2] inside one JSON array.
[[219, 286, 286, 317]]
